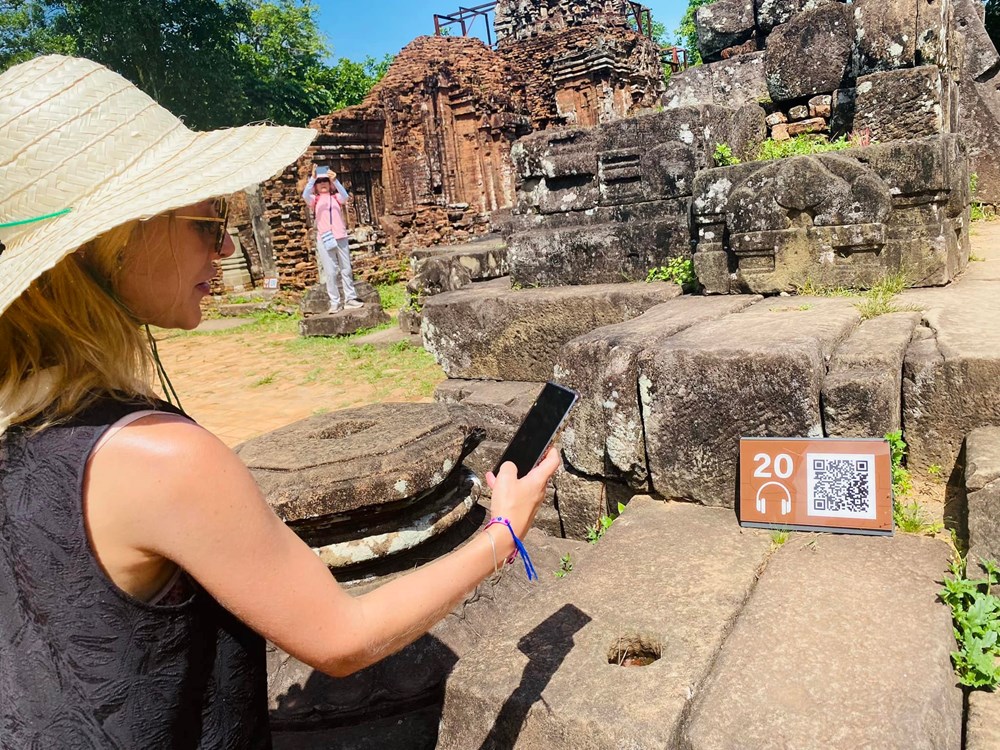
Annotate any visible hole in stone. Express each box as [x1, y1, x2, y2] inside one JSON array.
[[607, 634, 662, 668], [317, 419, 377, 440]]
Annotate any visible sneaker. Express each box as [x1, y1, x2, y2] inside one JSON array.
[[344, 299, 364, 309], [328, 304, 343, 314]]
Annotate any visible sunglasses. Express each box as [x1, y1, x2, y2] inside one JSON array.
[[174, 197, 230, 255]]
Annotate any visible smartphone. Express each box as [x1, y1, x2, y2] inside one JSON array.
[[316, 165, 330, 177], [493, 382, 579, 478]]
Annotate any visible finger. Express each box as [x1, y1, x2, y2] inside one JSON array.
[[485, 471, 496, 490], [530, 446, 561, 478], [496, 461, 519, 482]]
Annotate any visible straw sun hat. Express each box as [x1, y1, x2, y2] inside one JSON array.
[[0, 55, 317, 317]]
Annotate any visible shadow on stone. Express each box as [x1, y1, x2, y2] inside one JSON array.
[[269, 633, 460, 750], [475, 603, 592, 750]]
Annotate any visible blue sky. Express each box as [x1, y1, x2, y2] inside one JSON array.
[[314, 1, 689, 62]]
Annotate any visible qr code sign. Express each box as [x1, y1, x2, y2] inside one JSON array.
[[806, 453, 876, 519]]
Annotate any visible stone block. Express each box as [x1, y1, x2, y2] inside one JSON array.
[[770, 122, 790, 140], [397, 305, 421, 335], [692, 135, 969, 294], [967, 689, 1000, 750], [809, 93, 833, 118], [551, 466, 634, 541], [301, 280, 380, 316], [853, 0, 913, 74], [680, 533, 962, 749], [765, 111, 787, 126], [959, 78, 1000, 205], [433, 379, 543, 476], [409, 235, 508, 281], [436, 499, 772, 749], [507, 199, 692, 286], [421, 278, 681, 381], [299, 303, 389, 336], [789, 104, 809, 120], [662, 52, 769, 110], [822, 312, 921, 438], [785, 116, 827, 136], [556, 296, 760, 486], [755, 0, 846, 35], [901, 284, 1000, 474], [639, 298, 860, 506], [965, 427, 1000, 566], [765, 3, 854, 102], [854, 66, 949, 144], [954, 0, 1000, 82], [829, 87, 856, 137], [852, 0, 951, 76], [695, 0, 756, 61], [236, 403, 470, 528], [268, 528, 579, 744]]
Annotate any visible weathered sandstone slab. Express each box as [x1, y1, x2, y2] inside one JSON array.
[[662, 52, 768, 109], [639, 297, 860, 506], [556, 295, 759, 486], [695, 0, 755, 61], [421, 278, 681, 381], [236, 403, 471, 530], [680, 533, 962, 749], [822, 312, 920, 438], [269, 528, 581, 746], [967, 688, 1000, 750], [764, 2, 854, 102], [299, 303, 389, 336], [965, 427, 1000, 567], [300, 280, 381, 316], [854, 66, 952, 144], [692, 135, 969, 294], [902, 281, 1000, 474], [437, 498, 772, 749]]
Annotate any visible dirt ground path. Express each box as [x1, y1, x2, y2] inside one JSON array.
[[153, 314, 445, 446]]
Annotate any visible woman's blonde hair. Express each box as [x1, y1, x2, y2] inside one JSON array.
[[0, 220, 156, 430]]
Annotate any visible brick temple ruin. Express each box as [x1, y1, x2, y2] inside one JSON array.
[[246, 0, 664, 290], [242, 1, 1000, 746]]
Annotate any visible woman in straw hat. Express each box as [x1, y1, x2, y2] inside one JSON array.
[[0, 56, 559, 748]]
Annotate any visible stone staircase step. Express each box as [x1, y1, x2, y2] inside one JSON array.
[[680, 532, 961, 750], [436, 497, 773, 748], [421, 279, 682, 381]]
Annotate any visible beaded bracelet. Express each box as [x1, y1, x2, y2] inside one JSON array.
[[483, 517, 537, 581]]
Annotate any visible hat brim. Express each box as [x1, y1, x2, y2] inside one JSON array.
[[0, 123, 315, 317]]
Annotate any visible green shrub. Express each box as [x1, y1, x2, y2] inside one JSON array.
[[941, 557, 1000, 688], [646, 257, 697, 287], [756, 134, 851, 162], [713, 142, 740, 167]]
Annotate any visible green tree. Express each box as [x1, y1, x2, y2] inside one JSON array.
[[0, 0, 392, 128], [318, 54, 392, 111], [0, 0, 72, 69], [51, 0, 248, 129], [675, 0, 713, 65], [233, 0, 333, 125]]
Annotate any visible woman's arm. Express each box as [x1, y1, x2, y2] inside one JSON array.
[[84, 416, 558, 676], [302, 177, 316, 204]]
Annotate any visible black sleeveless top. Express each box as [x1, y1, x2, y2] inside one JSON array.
[[0, 397, 270, 749]]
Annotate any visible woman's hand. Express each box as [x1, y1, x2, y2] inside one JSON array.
[[485, 446, 561, 539]]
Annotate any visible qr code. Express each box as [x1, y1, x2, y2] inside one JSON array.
[[806, 453, 876, 519]]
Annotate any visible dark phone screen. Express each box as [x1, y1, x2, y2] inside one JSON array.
[[494, 382, 578, 478]]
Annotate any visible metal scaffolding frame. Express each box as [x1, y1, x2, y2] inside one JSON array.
[[433, 2, 498, 46]]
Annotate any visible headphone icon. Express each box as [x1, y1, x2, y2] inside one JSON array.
[[756, 481, 792, 516]]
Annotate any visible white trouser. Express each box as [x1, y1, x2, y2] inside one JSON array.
[[317, 234, 357, 308]]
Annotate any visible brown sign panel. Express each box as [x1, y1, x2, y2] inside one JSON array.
[[738, 438, 893, 535]]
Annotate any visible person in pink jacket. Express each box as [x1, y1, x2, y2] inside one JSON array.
[[302, 165, 363, 313]]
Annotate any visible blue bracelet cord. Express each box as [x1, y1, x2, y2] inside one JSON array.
[[486, 517, 537, 581]]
